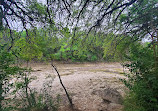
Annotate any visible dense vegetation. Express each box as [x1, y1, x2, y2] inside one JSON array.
[[1, 28, 129, 63], [0, 0, 158, 111]]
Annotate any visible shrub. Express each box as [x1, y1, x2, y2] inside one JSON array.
[[122, 43, 158, 111], [0, 44, 59, 111], [0, 45, 21, 111], [13, 69, 60, 111]]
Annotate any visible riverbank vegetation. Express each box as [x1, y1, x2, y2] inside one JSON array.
[[0, 0, 158, 110]]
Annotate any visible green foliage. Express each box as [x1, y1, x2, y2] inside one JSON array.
[[0, 43, 59, 111], [13, 70, 59, 111], [0, 45, 21, 111], [122, 43, 158, 111], [1, 26, 127, 62], [103, 33, 131, 61], [123, 74, 158, 111], [14, 37, 43, 61], [49, 29, 105, 62], [13, 28, 61, 62], [119, 0, 158, 41]]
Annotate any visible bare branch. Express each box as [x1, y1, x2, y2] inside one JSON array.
[[51, 62, 73, 107]]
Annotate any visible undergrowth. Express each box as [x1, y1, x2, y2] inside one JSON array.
[[122, 43, 158, 111]]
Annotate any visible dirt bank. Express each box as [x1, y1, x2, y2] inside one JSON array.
[[27, 62, 127, 111]]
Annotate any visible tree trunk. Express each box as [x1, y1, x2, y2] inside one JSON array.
[[151, 32, 157, 67], [25, 72, 32, 107], [156, 31, 158, 67], [51, 62, 73, 107], [0, 82, 3, 110]]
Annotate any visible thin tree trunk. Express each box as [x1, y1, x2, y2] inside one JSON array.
[[156, 31, 158, 67], [51, 62, 73, 107], [151, 32, 157, 67], [0, 82, 3, 110], [25, 72, 32, 107]]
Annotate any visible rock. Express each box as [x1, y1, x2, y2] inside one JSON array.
[[102, 88, 123, 104], [92, 88, 123, 104], [98, 103, 108, 111], [107, 103, 123, 111]]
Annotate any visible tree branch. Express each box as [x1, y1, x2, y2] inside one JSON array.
[[51, 62, 73, 107]]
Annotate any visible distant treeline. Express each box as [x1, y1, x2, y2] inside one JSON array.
[[0, 27, 148, 63]]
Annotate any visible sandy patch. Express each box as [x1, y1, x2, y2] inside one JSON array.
[[25, 62, 127, 111]]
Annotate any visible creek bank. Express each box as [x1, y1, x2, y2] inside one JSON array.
[[28, 62, 126, 111]]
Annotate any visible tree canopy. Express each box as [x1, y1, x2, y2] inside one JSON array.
[[0, 0, 158, 111]]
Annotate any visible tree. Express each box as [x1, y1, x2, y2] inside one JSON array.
[[0, 0, 53, 51], [0, 45, 21, 110], [119, 0, 158, 65], [117, 1, 158, 110]]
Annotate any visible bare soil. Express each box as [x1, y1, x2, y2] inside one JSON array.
[[25, 62, 127, 111]]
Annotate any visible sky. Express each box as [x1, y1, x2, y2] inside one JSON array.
[[4, 0, 152, 42]]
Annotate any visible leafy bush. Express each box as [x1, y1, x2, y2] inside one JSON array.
[[122, 43, 158, 111], [14, 37, 43, 62], [13, 69, 60, 111], [0, 44, 59, 111], [0, 45, 21, 111]]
